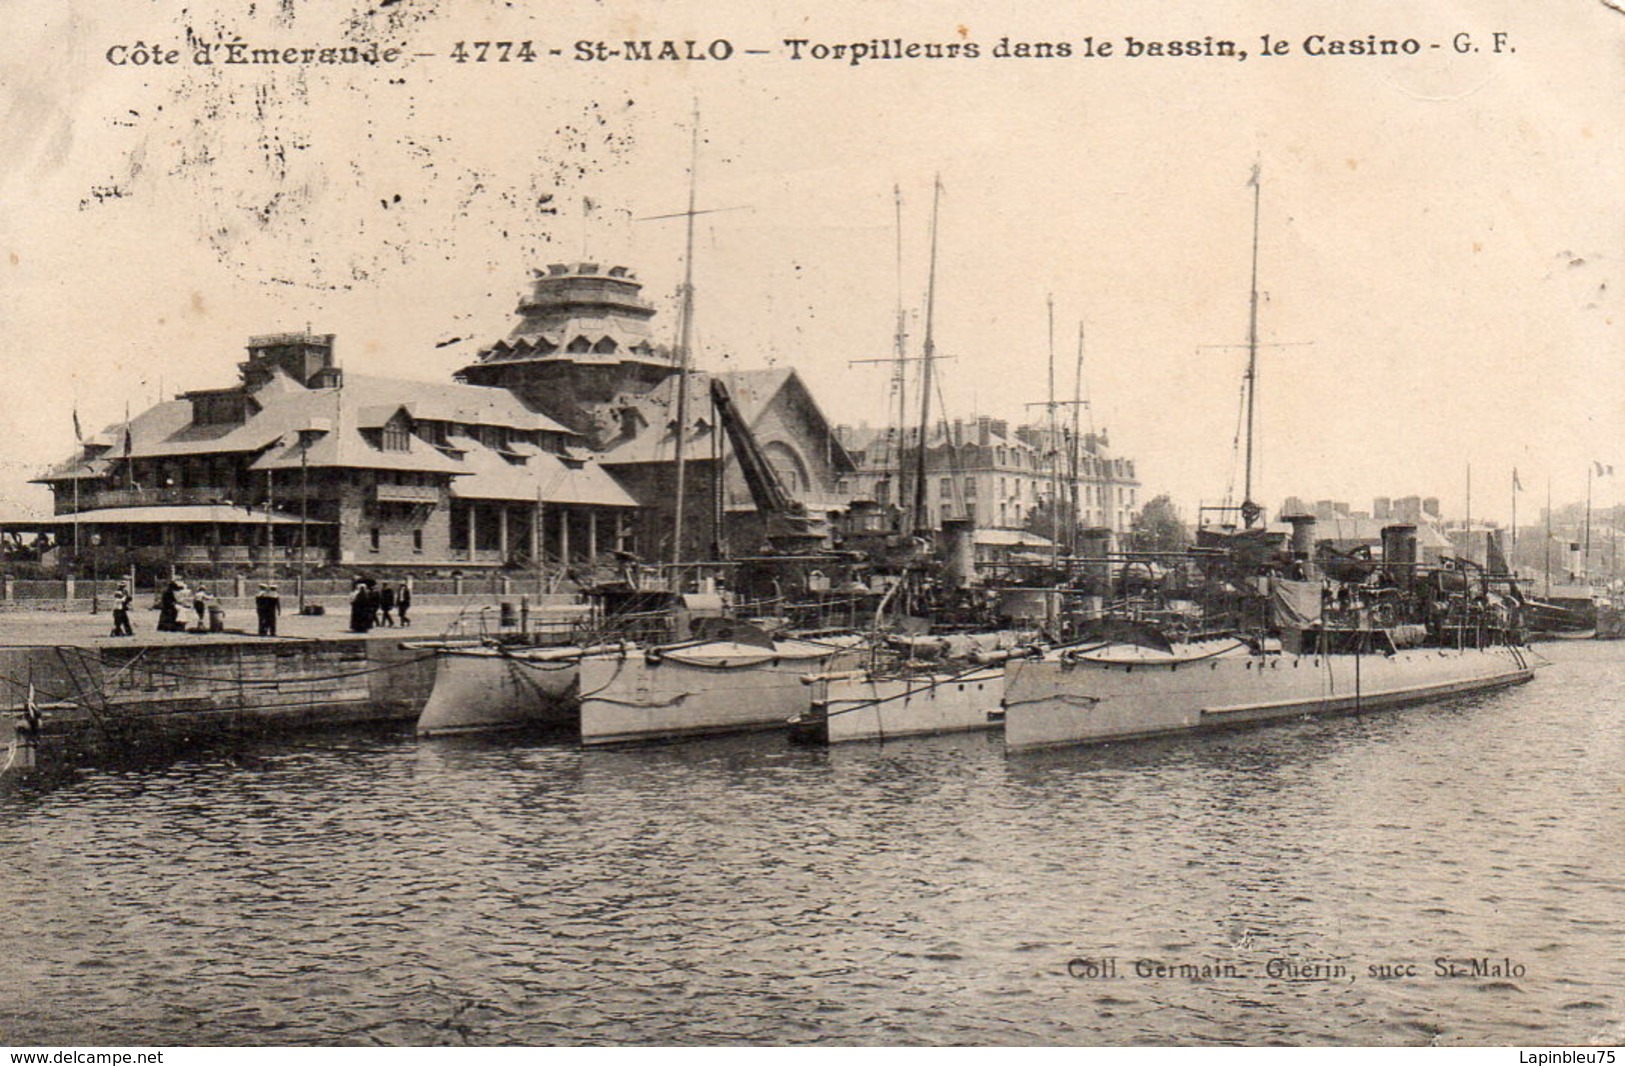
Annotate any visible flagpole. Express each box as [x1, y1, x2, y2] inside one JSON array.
[[71, 406, 81, 602], [1465, 462, 1472, 565], [1585, 463, 1593, 584], [1510, 468, 1518, 579], [1544, 476, 1552, 598]]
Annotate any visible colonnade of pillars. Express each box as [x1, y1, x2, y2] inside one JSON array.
[[460, 503, 631, 564]]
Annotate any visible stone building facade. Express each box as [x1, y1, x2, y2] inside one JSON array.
[[834, 416, 1141, 537]]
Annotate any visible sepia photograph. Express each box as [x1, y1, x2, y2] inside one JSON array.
[[0, 0, 1620, 1050]]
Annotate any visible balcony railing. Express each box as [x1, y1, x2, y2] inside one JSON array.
[[67, 487, 235, 512], [172, 546, 332, 565], [374, 484, 440, 504]]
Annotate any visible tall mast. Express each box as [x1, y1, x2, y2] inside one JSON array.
[[1545, 476, 1552, 598], [891, 184, 909, 522], [1584, 462, 1593, 583], [1241, 165, 1263, 529], [1465, 462, 1473, 563], [1510, 467, 1518, 577], [1070, 321, 1086, 552], [911, 175, 942, 536], [1047, 294, 1060, 569], [669, 105, 701, 573]]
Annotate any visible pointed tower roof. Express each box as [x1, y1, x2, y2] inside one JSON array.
[[458, 262, 674, 374]]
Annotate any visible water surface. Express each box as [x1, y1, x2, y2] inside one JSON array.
[[2, 641, 1621, 1045]]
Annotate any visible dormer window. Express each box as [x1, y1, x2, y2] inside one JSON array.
[[381, 415, 411, 452]]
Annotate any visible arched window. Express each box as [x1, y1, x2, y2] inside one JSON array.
[[761, 441, 810, 493]]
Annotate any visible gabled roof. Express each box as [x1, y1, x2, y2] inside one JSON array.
[[37, 370, 577, 482], [597, 366, 854, 472], [446, 435, 638, 507], [249, 425, 468, 475], [342, 374, 573, 435]]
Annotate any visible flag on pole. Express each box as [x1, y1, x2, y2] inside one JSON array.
[[122, 402, 133, 455], [1513, 468, 1524, 492], [1595, 461, 1614, 477], [72, 408, 83, 443]]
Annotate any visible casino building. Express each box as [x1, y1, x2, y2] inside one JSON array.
[[31, 263, 853, 576]]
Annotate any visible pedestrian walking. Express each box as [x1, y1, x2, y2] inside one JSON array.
[[349, 578, 375, 633], [396, 582, 412, 626], [110, 582, 134, 637], [158, 579, 185, 632], [378, 582, 397, 627], [255, 583, 281, 637]]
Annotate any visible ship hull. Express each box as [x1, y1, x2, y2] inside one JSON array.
[[794, 666, 1006, 745], [1003, 641, 1534, 753], [415, 645, 589, 736], [578, 636, 867, 746]]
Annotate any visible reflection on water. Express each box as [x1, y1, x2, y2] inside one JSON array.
[[1, 642, 1622, 1045]]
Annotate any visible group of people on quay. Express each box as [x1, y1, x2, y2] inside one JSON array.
[[103, 576, 284, 637], [92, 573, 416, 639], [152, 578, 228, 635], [83, 573, 425, 639], [348, 577, 410, 633]]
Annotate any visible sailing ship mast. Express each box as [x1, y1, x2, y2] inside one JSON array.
[[1240, 164, 1264, 529], [1545, 477, 1553, 598], [890, 185, 909, 526], [1069, 322, 1087, 554], [911, 175, 942, 536], [1584, 462, 1593, 584], [669, 106, 701, 575], [1047, 295, 1061, 569]]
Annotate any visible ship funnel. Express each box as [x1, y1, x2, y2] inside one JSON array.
[[1076, 526, 1113, 592], [1382, 524, 1418, 586], [940, 517, 975, 590], [1282, 513, 1317, 579], [1283, 512, 1317, 555]]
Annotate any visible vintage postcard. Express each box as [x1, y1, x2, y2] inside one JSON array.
[[0, 0, 1620, 1051]]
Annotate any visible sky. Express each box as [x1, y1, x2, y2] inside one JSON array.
[[0, 0, 1619, 524]]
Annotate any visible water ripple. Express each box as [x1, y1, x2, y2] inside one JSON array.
[[1, 642, 1622, 1044]]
